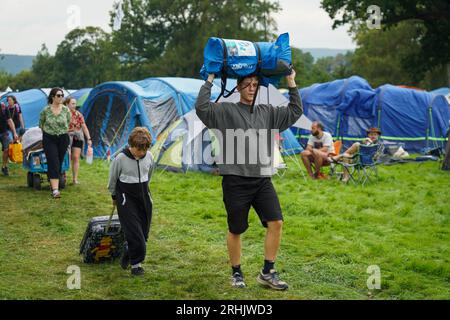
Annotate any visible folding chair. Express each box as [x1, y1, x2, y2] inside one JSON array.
[[337, 144, 379, 185], [328, 140, 342, 177], [358, 144, 379, 185]]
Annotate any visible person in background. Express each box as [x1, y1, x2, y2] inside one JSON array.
[[65, 97, 92, 185], [0, 102, 18, 176], [6, 95, 25, 137], [330, 127, 384, 182], [331, 127, 382, 163], [300, 121, 335, 179], [39, 88, 71, 199]]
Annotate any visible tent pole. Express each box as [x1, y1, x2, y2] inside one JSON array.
[[102, 96, 138, 160]]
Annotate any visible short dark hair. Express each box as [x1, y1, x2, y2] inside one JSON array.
[[313, 121, 324, 131], [128, 127, 152, 150], [48, 87, 64, 104], [237, 75, 259, 86]]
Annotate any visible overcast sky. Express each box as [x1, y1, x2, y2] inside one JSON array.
[[0, 0, 355, 56]]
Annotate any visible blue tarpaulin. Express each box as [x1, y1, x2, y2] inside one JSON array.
[[290, 77, 449, 152]]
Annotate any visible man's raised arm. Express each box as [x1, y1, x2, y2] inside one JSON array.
[[271, 69, 303, 131], [195, 74, 220, 129]]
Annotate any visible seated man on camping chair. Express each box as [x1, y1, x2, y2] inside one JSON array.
[[330, 127, 383, 183], [300, 121, 335, 179]]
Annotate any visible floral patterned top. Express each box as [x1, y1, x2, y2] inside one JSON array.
[[39, 105, 71, 136], [69, 109, 85, 132]]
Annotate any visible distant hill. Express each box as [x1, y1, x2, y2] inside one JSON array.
[[0, 54, 34, 75], [301, 48, 354, 60]]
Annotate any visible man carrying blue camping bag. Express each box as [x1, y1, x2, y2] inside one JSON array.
[[201, 33, 293, 111], [197, 34, 300, 290]]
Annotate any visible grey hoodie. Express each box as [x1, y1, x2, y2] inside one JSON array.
[[195, 81, 303, 177]]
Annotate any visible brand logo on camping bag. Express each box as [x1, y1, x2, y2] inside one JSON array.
[[224, 40, 256, 57], [230, 63, 253, 71]]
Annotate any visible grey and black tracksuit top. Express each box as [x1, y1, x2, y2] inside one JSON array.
[[108, 147, 155, 265], [195, 81, 303, 177], [108, 148, 155, 203]]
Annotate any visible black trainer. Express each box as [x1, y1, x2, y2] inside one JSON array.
[[231, 272, 246, 288], [2, 167, 9, 176], [131, 266, 145, 276], [120, 245, 130, 270], [257, 269, 289, 290]]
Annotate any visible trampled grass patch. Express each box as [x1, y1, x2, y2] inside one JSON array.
[[0, 158, 449, 299]]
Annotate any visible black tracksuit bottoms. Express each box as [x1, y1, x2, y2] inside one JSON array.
[[116, 190, 153, 265], [42, 132, 69, 180]]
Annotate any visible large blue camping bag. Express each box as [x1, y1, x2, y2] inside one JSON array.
[[200, 33, 292, 111], [201, 33, 292, 85]]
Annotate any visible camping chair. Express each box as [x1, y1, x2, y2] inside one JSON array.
[[327, 140, 342, 177], [336, 144, 380, 185]]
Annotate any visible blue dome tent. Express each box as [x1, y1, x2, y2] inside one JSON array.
[[290, 76, 373, 148], [69, 88, 92, 108], [81, 77, 304, 169], [431, 87, 450, 96], [80, 77, 225, 158], [290, 77, 449, 153], [372, 85, 449, 152]]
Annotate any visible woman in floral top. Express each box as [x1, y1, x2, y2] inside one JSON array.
[[65, 97, 92, 185], [39, 88, 71, 199]]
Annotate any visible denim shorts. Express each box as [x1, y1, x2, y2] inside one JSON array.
[[0, 132, 12, 151]]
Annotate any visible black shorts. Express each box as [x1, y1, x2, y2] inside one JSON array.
[[222, 175, 283, 235], [71, 139, 83, 149]]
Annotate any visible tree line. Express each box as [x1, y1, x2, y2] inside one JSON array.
[[1, 0, 448, 92]]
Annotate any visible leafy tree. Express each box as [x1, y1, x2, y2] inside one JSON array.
[[293, 48, 330, 87], [315, 51, 354, 79], [349, 21, 447, 89], [8, 70, 38, 91], [0, 70, 12, 91], [110, 0, 281, 79], [30, 44, 58, 88], [321, 0, 450, 85], [351, 22, 422, 87], [53, 27, 120, 88]]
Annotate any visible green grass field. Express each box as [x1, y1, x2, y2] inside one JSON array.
[[0, 157, 449, 300]]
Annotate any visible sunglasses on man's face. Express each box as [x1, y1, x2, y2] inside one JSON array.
[[55, 94, 64, 98]]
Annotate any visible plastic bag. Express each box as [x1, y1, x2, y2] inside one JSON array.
[[86, 146, 93, 165]]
